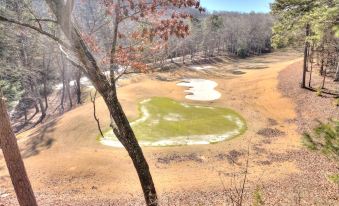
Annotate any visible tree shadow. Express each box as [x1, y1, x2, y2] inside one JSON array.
[[0, 155, 5, 172], [305, 86, 339, 98], [21, 119, 58, 158], [191, 56, 225, 65]]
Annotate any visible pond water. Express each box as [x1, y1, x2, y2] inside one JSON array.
[[100, 97, 246, 147]]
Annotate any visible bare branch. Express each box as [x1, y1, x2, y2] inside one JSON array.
[[0, 15, 71, 50], [90, 90, 104, 138]]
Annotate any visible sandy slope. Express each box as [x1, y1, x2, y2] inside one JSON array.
[[2, 51, 334, 205]]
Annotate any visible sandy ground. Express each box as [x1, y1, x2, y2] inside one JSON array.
[[1, 50, 338, 205]]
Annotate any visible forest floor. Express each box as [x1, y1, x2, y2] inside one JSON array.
[[1, 50, 338, 205]]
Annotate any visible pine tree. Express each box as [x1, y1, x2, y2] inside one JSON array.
[[303, 120, 339, 184], [303, 120, 339, 161], [271, 0, 338, 88]]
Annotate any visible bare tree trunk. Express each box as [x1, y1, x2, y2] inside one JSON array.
[[308, 59, 313, 88], [29, 80, 46, 126], [322, 68, 327, 89], [320, 58, 324, 75], [182, 50, 185, 64], [43, 80, 48, 110], [308, 45, 314, 87], [100, 86, 157, 206], [301, 24, 310, 88], [0, 95, 38, 206], [11, 1, 159, 205], [334, 62, 339, 82], [90, 91, 104, 138], [75, 70, 82, 104], [43, 54, 50, 110], [59, 54, 66, 112], [28, 103, 39, 123], [34, 98, 46, 126], [60, 76, 65, 112], [104, 0, 157, 203], [66, 78, 73, 108], [24, 108, 27, 123], [25, 101, 39, 124]]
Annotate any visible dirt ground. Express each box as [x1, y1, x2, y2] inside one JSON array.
[[1, 50, 338, 205]]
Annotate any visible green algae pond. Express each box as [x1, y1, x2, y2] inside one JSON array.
[[101, 97, 246, 147]]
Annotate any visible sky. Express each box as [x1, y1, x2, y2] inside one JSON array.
[[200, 0, 274, 13]]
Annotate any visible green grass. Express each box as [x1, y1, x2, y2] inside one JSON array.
[[103, 97, 246, 146]]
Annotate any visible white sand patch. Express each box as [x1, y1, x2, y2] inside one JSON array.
[[140, 99, 151, 104], [163, 113, 184, 121], [100, 138, 124, 148], [54, 76, 92, 90], [130, 105, 150, 126], [54, 69, 124, 90], [100, 128, 243, 148], [180, 103, 191, 108], [190, 65, 216, 70], [177, 79, 221, 101], [225, 115, 245, 129], [149, 119, 160, 125]]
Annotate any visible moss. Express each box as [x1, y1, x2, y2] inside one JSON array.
[[103, 97, 247, 146]]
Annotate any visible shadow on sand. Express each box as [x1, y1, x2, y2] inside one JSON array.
[[21, 119, 58, 158]]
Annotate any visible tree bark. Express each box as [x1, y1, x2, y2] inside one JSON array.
[[90, 90, 104, 138], [44, 1, 158, 205], [320, 58, 324, 75], [75, 70, 82, 104], [66, 77, 73, 108], [322, 68, 327, 89], [43, 54, 50, 110], [33, 98, 46, 126], [60, 69, 65, 112], [100, 86, 157, 206], [0, 96, 38, 206], [334, 62, 339, 82], [308, 45, 314, 87], [43, 80, 48, 110], [308, 58, 313, 88], [301, 24, 310, 88]]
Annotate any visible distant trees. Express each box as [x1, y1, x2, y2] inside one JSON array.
[[271, 0, 339, 89], [0, 1, 85, 129], [163, 11, 273, 61]]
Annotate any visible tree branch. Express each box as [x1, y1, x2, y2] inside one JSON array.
[[90, 90, 104, 138], [0, 14, 71, 50]]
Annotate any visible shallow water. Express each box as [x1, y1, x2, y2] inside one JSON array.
[[101, 97, 246, 147]]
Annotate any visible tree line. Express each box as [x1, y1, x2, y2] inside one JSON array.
[[271, 0, 339, 89], [0, 1, 83, 131], [151, 11, 273, 67]]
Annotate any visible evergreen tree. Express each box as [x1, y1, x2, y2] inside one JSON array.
[[303, 120, 339, 184], [271, 0, 338, 88]]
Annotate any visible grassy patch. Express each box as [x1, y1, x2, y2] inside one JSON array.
[[103, 97, 246, 146]]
